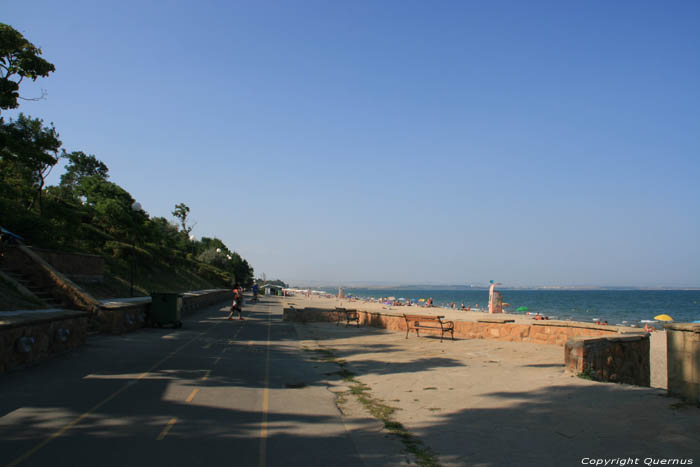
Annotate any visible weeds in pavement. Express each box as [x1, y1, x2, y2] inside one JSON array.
[[310, 345, 441, 467]]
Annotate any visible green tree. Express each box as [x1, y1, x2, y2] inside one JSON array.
[[172, 202, 192, 234], [0, 113, 61, 213], [59, 151, 109, 195], [0, 23, 56, 112], [76, 176, 143, 239]]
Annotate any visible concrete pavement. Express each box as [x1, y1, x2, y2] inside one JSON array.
[[0, 298, 406, 466]]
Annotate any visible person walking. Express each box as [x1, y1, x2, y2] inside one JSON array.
[[228, 285, 244, 320]]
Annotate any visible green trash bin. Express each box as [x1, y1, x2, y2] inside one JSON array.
[[150, 292, 183, 328]]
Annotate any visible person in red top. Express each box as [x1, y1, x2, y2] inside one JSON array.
[[228, 285, 244, 320]]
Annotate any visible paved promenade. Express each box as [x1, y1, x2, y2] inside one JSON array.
[[1, 296, 698, 466], [0, 298, 403, 467]]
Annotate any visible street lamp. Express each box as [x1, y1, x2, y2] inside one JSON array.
[[189, 234, 196, 258], [130, 201, 143, 297]]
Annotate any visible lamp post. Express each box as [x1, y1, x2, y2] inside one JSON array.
[[189, 234, 196, 258], [130, 201, 143, 297]]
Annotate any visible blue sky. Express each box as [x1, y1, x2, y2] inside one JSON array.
[[5, 1, 700, 287]]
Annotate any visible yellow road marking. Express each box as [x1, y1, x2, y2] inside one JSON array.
[[201, 369, 211, 381], [8, 322, 219, 467], [156, 418, 178, 440], [258, 306, 272, 467], [185, 388, 199, 403]]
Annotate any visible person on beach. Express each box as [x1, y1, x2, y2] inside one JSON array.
[[228, 285, 244, 320]]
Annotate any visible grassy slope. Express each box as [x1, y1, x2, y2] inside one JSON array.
[[76, 257, 231, 299], [0, 256, 231, 309]]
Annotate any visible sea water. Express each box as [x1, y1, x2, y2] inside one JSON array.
[[335, 289, 700, 327]]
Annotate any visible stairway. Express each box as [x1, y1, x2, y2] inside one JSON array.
[[0, 266, 66, 308]]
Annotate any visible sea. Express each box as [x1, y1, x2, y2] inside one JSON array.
[[329, 289, 700, 328]]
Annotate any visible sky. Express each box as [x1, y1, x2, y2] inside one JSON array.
[[4, 1, 700, 287]]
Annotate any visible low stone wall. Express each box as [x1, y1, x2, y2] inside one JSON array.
[[283, 307, 622, 345], [665, 323, 700, 404], [0, 290, 234, 373], [182, 289, 234, 314], [96, 300, 150, 334], [564, 334, 650, 386], [0, 310, 89, 373], [96, 289, 234, 334]]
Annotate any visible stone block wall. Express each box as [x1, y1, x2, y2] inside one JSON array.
[[0, 290, 234, 374], [665, 323, 700, 404], [0, 311, 89, 373], [96, 301, 150, 334], [564, 335, 650, 386], [282, 307, 622, 346]]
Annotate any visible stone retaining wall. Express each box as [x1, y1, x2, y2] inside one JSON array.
[[564, 334, 650, 386], [0, 311, 89, 373], [96, 289, 234, 334], [0, 290, 234, 374], [664, 323, 700, 404], [283, 307, 622, 345]]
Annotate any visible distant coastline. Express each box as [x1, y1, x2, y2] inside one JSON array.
[[291, 283, 700, 291]]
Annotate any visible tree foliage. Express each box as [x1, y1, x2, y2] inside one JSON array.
[[0, 22, 256, 289], [0, 113, 61, 213], [0, 23, 55, 112], [172, 202, 192, 234]]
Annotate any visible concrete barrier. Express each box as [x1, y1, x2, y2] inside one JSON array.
[[664, 323, 700, 403]]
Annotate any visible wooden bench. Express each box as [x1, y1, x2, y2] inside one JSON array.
[[403, 314, 454, 342], [336, 307, 360, 327]]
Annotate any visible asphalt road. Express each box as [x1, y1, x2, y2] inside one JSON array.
[[0, 298, 368, 467]]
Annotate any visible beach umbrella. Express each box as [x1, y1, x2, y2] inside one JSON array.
[[516, 306, 529, 312], [418, 298, 425, 302], [388, 296, 395, 301], [654, 314, 673, 322]]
